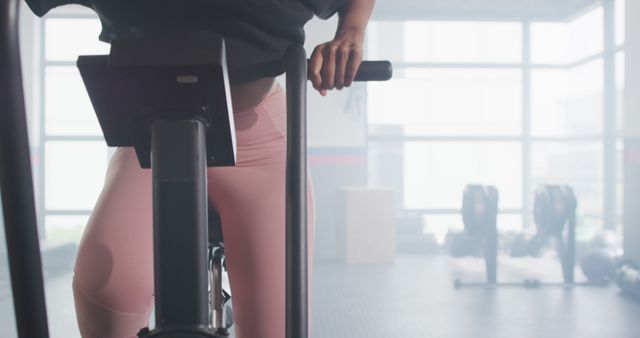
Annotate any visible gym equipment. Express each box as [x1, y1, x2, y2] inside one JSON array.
[[78, 36, 242, 337], [396, 212, 439, 254], [452, 185, 499, 287], [579, 230, 623, 283], [0, 2, 393, 337], [0, 1, 50, 337], [511, 185, 578, 283], [453, 184, 602, 289], [581, 249, 623, 282], [616, 263, 640, 299], [448, 232, 482, 257], [207, 210, 233, 333]]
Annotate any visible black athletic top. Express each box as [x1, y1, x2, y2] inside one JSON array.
[[24, 0, 346, 82]]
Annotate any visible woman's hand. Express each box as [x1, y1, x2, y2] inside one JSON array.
[[308, 0, 375, 96], [309, 27, 365, 96]]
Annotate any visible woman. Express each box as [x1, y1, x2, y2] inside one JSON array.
[[25, 0, 376, 337]]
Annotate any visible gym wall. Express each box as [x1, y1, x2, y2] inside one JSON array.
[[303, 17, 369, 262], [623, 0, 640, 265]]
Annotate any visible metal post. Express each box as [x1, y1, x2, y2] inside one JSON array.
[[522, 21, 532, 230], [284, 45, 308, 338], [0, 0, 51, 337], [565, 188, 577, 284], [485, 187, 499, 284], [151, 119, 210, 330], [603, 0, 617, 230]]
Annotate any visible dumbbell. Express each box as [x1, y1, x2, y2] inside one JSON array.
[[616, 264, 640, 298], [581, 249, 622, 282], [449, 232, 482, 257], [580, 230, 623, 282]]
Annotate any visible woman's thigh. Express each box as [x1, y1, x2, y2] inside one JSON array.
[[207, 162, 315, 338], [206, 84, 315, 338], [73, 147, 155, 337]]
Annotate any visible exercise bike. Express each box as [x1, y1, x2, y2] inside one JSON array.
[[0, 1, 392, 337]]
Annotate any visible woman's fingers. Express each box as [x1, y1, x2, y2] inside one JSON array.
[[344, 48, 363, 88], [321, 44, 337, 90], [335, 45, 350, 90], [309, 45, 324, 92], [309, 40, 363, 95]]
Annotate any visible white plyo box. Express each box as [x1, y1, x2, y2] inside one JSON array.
[[337, 187, 396, 264]]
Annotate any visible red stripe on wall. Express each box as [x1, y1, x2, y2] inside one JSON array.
[[309, 155, 365, 166]]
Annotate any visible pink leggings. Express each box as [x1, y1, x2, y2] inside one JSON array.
[[72, 83, 315, 338]]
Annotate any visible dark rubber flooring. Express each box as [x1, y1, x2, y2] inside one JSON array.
[[2, 254, 640, 338], [312, 254, 640, 338]]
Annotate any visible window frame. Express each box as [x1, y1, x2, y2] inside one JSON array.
[[366, 1, 624, 231], [33, 2, 626, 239], [38, 9, 109, 242]]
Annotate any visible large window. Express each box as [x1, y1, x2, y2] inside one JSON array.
[[39, 14, 109, 244], [368, 68, 522, 136], [29, 2, 627, 244], [367, 1, 625, 235]]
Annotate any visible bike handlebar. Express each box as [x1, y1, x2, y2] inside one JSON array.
[[353, 60, 393, 81], [307, 60, 393, 82]]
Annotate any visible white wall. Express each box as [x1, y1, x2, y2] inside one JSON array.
[[623, 1, 640, 134], [301, 17, 368, 148], [623, 0, 640, 263]]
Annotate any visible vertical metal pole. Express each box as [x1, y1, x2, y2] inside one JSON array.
[[37, 13, 46, 240], [284, 45, 308, 338], [151, 119, 210, 329], [522, 21, 532, 230], [603, 0, 617, 230], [623, 0, 640, 265], [565, 210, 576, 284], [0, 0, 51, 337], [485, 188, 498, 284], [564, 187, 577, 284]]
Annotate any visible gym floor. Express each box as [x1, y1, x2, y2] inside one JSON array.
[[1, 254, 640, 338]]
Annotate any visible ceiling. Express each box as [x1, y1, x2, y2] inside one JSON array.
[[373, 0, 603, 21]]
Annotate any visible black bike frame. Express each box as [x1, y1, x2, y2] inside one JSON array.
[[285, 44, 308, 338], [0, 0, 51, 337]]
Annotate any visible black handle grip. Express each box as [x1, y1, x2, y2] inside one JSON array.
[[354, 60, 393, 82], [306, 60, 393, 82]]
